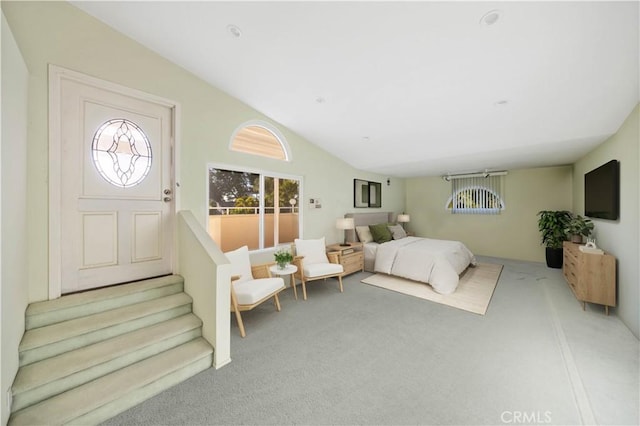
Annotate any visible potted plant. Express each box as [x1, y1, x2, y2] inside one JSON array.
[[537, 210, 572, 268], [274, 248, 293, 270], [564, 214, 594, 243]]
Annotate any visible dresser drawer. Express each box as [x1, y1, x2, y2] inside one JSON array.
[[562, 241, 616, 311]]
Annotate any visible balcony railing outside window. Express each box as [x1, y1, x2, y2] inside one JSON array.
[[208, 166, 301, 252], [208, 212, 299, 252]]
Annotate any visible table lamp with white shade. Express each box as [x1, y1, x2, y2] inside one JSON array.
[[336, 218, 355, 246], [397, 214, 410, 230]]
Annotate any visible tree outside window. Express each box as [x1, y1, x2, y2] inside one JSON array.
[[208, 167, 301, 251]]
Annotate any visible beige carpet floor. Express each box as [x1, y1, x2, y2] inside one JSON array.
[[361, 262, 503, 315]]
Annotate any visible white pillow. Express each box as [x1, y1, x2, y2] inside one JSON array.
[[224, 245, 253, 283], [355, 226, 373, 243], [388, 224, 407, 240], [294, 237, 329, 265]]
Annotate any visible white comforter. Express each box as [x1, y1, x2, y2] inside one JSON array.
[[374, 236, 476, 294]]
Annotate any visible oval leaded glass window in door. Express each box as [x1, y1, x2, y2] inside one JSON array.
[[91, 118, 152, 188]]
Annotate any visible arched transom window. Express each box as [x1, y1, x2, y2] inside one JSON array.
[[446, 186, 505, 214], [445, 173, 506, 215], [229, 121, 290, 161]]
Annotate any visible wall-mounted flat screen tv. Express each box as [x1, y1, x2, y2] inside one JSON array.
[[584, 159, 619, 220]]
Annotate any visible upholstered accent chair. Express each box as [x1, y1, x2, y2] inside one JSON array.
[[292, 238, 344, 300], [225, 246, 286, 337]]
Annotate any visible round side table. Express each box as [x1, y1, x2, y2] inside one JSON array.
[[269, 264, 299, 300]]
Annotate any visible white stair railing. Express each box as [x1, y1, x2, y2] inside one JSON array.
[[176, 210, 231, 369]]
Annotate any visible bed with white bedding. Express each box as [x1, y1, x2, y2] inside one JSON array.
[[345, 212, 476, 294], [372, 236, 475, 294]]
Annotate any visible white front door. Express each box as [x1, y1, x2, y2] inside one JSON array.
[[53, 68, 175, 294]]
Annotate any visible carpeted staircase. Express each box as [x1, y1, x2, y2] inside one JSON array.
[[8, 275, 213, 425]]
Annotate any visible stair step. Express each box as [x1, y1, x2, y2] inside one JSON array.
[[12, 314, 203, 412], [9, 338, 213, 426], [26, 275, 184, 329], [19, 293, 193, 366]]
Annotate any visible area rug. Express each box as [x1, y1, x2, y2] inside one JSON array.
[[360, 263, 503, 315]]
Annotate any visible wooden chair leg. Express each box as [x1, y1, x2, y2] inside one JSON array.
[[231, 290, 246, 338], [337, 275, 344, 293], [302, 280, 308, 300], [234, 309, 246, 338], [274, 293, 282, 311]]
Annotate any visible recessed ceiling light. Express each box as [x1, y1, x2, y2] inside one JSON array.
[[480, 9, 502, 26], [362, 136, 370, 142], [315, 96, 326, 104], [226, 24, 242, 38], [494, 99, 509, 106]]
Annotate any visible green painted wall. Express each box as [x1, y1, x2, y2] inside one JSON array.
[[1, 0, 404, 304], [1, 11, 29, 425], [3, 1, 637, 382], [405, 166, 573, 263], [572, 104, 639, 338]]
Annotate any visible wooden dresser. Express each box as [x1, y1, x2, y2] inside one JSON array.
[[562, 241, 616, 314], [326, 242, 364, 276]]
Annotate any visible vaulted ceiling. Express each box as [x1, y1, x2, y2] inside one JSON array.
[[71, 1, 639, 177]]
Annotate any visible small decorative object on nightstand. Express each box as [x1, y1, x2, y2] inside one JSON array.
[[335, 218, 355, 246], [326, 242, 364, 276]]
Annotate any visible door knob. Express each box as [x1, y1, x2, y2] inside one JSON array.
[[164, 189, 172, 195], [163, 196, 172, 202]]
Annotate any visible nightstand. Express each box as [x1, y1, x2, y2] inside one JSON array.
[[326, 242, 364, 276]]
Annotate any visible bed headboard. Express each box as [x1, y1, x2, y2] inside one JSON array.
[[344, 212, 396, 243]]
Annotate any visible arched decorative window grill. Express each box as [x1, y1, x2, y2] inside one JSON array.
[[229, 120, 290, 161], [445, 172, 506, 215]]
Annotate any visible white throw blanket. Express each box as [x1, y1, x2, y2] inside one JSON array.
[[374, 237, 476, 294]]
